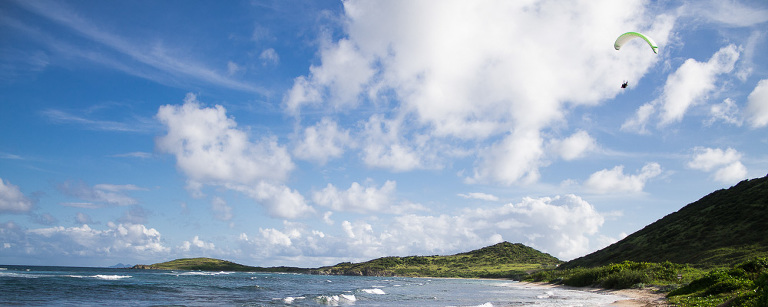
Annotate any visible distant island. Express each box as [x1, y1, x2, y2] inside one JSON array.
[[131, 258, 306, 273]]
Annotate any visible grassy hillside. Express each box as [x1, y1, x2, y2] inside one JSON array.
[[311, 242, 562, 278], [563, 175, 768, 269]]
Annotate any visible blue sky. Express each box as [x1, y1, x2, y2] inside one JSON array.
[[1, 0, 767, 267]]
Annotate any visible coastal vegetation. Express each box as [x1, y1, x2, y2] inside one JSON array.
[[310, 242, 561, 278], [526, 258, 768, 307]]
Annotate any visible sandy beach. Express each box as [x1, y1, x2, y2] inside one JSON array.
[[515, 281, 672, 307]]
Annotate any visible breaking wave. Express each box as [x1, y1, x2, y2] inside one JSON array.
[[92, 274, 132, 280], [316, 294, 357, 305], [361, 288, 386, 295]]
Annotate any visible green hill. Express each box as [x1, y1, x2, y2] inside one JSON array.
[[310, 242, 562, 278], [563, 174, 768, 268], [131, 257, 306, 273]]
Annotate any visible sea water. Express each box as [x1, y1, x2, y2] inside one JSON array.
[[0, 265, 629, 306]]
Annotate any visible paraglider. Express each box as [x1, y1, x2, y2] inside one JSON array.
[[614, 32, 658, 54], [614, 32, 658, 88]]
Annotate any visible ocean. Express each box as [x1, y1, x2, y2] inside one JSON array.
[[0, 265, 629, 306]]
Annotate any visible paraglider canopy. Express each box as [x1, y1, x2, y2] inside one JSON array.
[[614, 32, 658, 54]]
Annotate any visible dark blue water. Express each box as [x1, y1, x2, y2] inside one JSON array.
[[0, 265, 627, 306]]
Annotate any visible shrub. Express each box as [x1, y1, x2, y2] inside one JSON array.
[[738, 257, 768, 274], [599, 269, 652, 289], [562, 268, 605, 287], [756, 272, 768, 307], [703, 278, 752, 296]]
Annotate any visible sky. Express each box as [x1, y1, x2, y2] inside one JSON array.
[[1, 0, 767, 268]]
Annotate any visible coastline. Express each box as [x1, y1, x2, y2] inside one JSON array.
[[514, 281, 672, 307]]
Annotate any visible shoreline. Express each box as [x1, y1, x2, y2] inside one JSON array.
[[514, 281, 672, 307]]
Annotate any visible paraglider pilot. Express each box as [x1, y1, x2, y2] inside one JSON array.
[[621, 81, 628, 89]]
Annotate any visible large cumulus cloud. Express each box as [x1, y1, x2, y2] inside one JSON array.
[[284, 0, 674, 184]]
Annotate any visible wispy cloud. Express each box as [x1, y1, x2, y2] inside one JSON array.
[[13, 0, 267, 94], [41, 109, 157, 133], [58, 181, 145, 208], [0, 152, 24, 160], [110, 152, 153, 159], [457, 192, 499, 202]]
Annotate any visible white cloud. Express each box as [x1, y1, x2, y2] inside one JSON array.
[[58, 181, 142, 207], [0, 178, 34, 213], [360, 115, 431, 172], [157, 94, 313, 219], [457, 192, 499, 202], [687, 147, 741, 171], [468, 130, 544, 185], [323, 211, 334, 225], [623, 45, 740, 131], [313, 180, 396, 213], [157, 93, 294, 186], [284, 0, 675, 182], [682, 0, 768, 27], [713, 162, 748, 183], [621, 103, 656, 134], [745, 79, 768, 128], [549, 130, 598, 161], [260, 228, 294, 247], [3, 222, 170, 258], [75, 212, 93, 224], [238, 222, 334, 264], [259, 48, 279, 65], [284, 39, 375, 115], [227, 61, 241, 75], [228, 182, 314, 219], [688, 147, 747, 183], [584, 162, 662, 193], [211, 197, 233, 221], [293, 117, 351, 164], [179, 236, 215, 252], [735, 31, 762, 81], [118, 205, 149, 224], [706, 98, 742, 126]]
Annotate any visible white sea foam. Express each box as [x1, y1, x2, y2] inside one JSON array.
[[536, 290, 555, 299], [446, 303, 493, 307], [0, 271, 39, 278], [341, 294, 356, 301], [282, 296, 305, 304], [316, 294, 357, 305], [175, 271, 232, 276], [0, 268, 7, 270], [361, 288, 386, 295], [92, 274, 131, 280]]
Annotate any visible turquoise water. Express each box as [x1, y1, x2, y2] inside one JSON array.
[[0, 265, 627, 306]]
